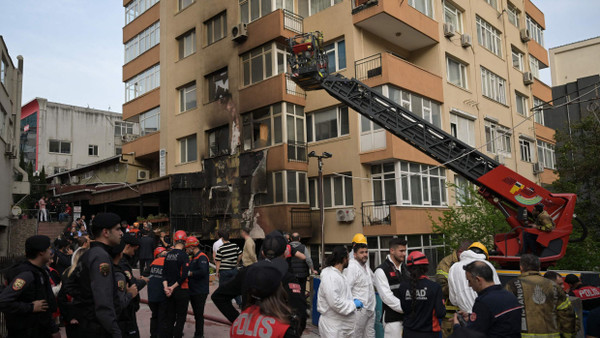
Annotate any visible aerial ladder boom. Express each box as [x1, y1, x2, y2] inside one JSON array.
[[288, 32, 579, 267]]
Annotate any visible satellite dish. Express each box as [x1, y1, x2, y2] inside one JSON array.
[[11, 206, 22, 216]]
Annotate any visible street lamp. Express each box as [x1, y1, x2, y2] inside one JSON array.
[[308, 150, 332, 271]]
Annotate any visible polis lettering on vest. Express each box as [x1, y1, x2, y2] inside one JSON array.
[[233, 313, 275, 337]]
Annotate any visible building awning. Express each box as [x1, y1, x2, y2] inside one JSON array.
[[89, 176, 170, 205]]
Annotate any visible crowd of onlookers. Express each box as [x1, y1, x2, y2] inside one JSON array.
[[35, 195, 73, 222]]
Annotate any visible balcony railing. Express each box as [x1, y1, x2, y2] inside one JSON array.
[[283, 9, 303, 34], [361, 200, 394, 226], [286, 74, 306, 97], [288, 140, 308, 162], [291, 207, 312, 230], [352, 0, 378, 13], [355, 53, 382, 81]]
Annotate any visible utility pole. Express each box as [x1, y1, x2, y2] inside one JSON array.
[[308, 151, 332, 270]]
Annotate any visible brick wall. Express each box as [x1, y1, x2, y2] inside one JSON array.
[[8, 219, 37, 255], [38, 222, 68, 241]]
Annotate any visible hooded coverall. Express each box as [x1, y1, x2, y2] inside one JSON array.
[[448, 250, 500, 313], [318, 266, 357, 338], [343, 258, 376, 338]]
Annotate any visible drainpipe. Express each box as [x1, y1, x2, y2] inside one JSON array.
[[12, 56, 29, 184]]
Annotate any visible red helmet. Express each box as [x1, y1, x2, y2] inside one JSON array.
[[406, 251, 429, 266], [174, 230, 187, 242], [185, 236, 199, 248], [154, 247, 167, 258]]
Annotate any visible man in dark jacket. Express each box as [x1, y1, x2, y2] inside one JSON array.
[[54, 238, 73, 275], [0, 235, 60, 337], [186, 236, 210, 338], [289, 232, 315, 297], [138, 230, 155, 273]]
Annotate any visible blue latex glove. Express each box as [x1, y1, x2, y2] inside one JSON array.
[[354, 299, 364, 309]]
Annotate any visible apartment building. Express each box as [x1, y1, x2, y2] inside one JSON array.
[[121, 0, 554, 267], [550, 36, 600, 87]]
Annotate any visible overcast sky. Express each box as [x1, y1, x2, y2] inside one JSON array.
[[1, 0, 599, 113]]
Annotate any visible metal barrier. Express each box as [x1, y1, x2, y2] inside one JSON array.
[[290, 207, 312, 230], [286, 74, 306, 97], [283, 9, 303, 34], [361, 200, 394, 226], [355, 53, 382, 81]]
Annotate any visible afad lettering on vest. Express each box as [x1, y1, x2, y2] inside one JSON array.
[[574, 286, 600, 300], [232, 312, 276, 337]]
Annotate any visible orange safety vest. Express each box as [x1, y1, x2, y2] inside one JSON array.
[[230, 305, 290, 338]]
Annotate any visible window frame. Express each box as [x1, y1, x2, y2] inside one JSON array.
[[526, 15, 544, 46], [88, 145, 99, 156], [179, 82, 197, 113], [507, 2, 520, 28], [125, 0, 159, 25], [408, 0, 434, 18], [179, 0, 195, 11], [309, 172, 353, 209], [485, 121, 511, 156], [0, 56, 6, 87], [49, 140, 72, 154], [515, 92, 528, 116], [476, 16, 502, 57], [207, 124, 230, 157], [480, 66, 506, 104], [124, 21, 159, 64], [205, 11, 227, 45], [124, 64, 160, 102], [519, 138, 533, 163], [533, 97, 545, 125], [178, 134, 198, 164], [206, 68, 229, 103], [483, 0, 497, 10], [511, 47, 524, 71], [242, 103, 284, 150], [529, 56, 541, 79], [443, 1, 462, 33], [139, 107, 160, 135], [256, 170, 308, 205], [324, 39, 347, 74], [537, 140, 555, 169], [114, 121, 134, 137], [306, 105, 349, 143], [450, 112, 476, 147], [178, 29, 196, 59], [446, 56, 468, 89]]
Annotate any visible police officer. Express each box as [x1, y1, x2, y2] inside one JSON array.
[[0, 235, 60, 337], [74, 212, 123, 338], [186, 236, 210, 338], [111, 238, 138, 324], [118, 234, 146, 337], [163, 230, 190, 338], [212, 230, 307, 335]]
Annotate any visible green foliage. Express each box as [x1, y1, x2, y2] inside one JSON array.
[[430, 183, 510, 252]]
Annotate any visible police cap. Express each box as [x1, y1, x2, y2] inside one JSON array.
[[93, 213, 122, 231], [244, 260, 284, 299]]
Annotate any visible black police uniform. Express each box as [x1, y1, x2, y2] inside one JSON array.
[[74, 241, 122, 338], [0, 260, 59, 337], [162, 247, 190, 338], [188, 250, 210, 338], [114, 262, 135, 336], [119, 254, 146, 337]]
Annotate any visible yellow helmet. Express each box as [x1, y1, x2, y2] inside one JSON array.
[[468, 242, 489, 259], [352, 233, 367, 245]]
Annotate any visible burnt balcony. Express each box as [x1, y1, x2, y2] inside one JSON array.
[[290, 207, 312, 232], [361, 200, 394, 226], [239, 73, 305, 113], [238, 9, 304, 55], [352, 0, 438, 51]]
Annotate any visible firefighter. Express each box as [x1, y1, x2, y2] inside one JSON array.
[[521, 203, 555, 255], [436, 240, 472, 338], [186, 236, 210, 338], [162, 230, 190, 338], [505, 254, 579, 337], [147, 247, 168, 338]]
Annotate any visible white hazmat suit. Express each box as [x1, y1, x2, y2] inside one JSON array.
[[318, 266, 357, 338], [343, 259, 376, 338]]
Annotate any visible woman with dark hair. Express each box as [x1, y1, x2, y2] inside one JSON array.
[[399, 251, 445, 338], [317, 246, 363, 338], [230, 260, 300, 338]]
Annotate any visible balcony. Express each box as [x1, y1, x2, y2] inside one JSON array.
[[290, 207, 312, 232], [122, 131, 159, 158], [362, 205, 447, 236], [361, 200, 394, 226], [238, 9, 303, 55], [239, 73, 305, 113], [254, 204, 312, 237], [352, 0, 438, 51], [263, 144, 309, 172]]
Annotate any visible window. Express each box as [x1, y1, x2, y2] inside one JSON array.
[[324, 40, 346, 73], [0, 107, 7, 138], [537, 140, 555, 169], [242, 103, 283, 150], [125, 64, 160, 102], [529, 56, 541, 79], [519, 138, 533, 162], [481, 67, 506, 104], [526, 15, 544, 46], [88, 145, 99, 156], [206, 68, 229, 102], [476, 16, 502, 57], [306, 106, 349, 142], [446, 56, 467, 89], [125, 0, 159, 25], [309, 172, 353, 208], [308, 0, 343, 16], [450, 113, 475, 146], [49, 140, 71, 154], [206, 12, 227, 45], [286, 103, 306, 161], [140, 107, 160, 135], [515, 92, 528, 116], [241, 43, 288, 86], [208, 125, 230, 157], [179, 82, 197, 112], [507, 3, 520, 27], [114, 121, 134, 136], [512, 47, 524, 71], [408, 0, 434, 18], [444, 1, 462, 33], [116, 147, 122, 155], [453, 175, 472, 206], [178, 134, 197, 163], [179, 0, 194, 11], [124, 21, 159, 64], [483, 0, 497, 9], [240, 0, 271, 24], [256, 171, 307, 205], [533, 97, 545, 125], [387, 85, 442, 127], [0, 57, 7, 86], [178, 30, 196, 59], [371, 163, 396, 204], [485, 121, 511, 155]]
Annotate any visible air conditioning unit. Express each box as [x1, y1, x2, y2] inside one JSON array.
[[494, 154, 506, 165], [520, 28, 531, 42], [461, 34, 472, 48], [336, 208, 355, 222], [533, 162, 545, 174], [137, 169, 150, 181], [71, 175, 80, 184], [523, 72, 534, 85], [231, 23, 248, 42], [121, 134, 139, 143], [443, 23, 456, 38]]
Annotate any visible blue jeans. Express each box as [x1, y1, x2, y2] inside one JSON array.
[[219, 268, 241, 306]]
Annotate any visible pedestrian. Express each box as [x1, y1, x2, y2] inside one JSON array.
[[520, 203, 554, 255], [0, 235, 60, 337], [343, 241, 375, 338], [58, 247, 88, 337], [212, 230, 225, 263], [186, 236, 210, 338], [564, 273, 600, 310], [436, 240, 472, 338], [215, 229, 242, 306], [211, 230, 307, 334], [230, 260, 301, 338], [373, 238, 409, 337], [118, 234, 146, 337], [543, 271, 566, 291], [318, 246, 363, 338], [39, 195, 49, 222], [162, 230, 190, 338], [73, 212, 123, 337], [138, 229, 155, 273], [240, 227, 257, 267], [448, 242, 500, 313], [290, 232, 317, 296], [451, 261, 521, 338], [146, 247, 168, 338], [505, 254, 579, 336], [54, 238, 73, 276], [398, 251, 445, 338]]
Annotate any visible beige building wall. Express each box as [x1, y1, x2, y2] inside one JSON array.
[[550, 36, 600, 86]]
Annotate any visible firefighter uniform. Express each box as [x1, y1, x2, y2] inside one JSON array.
[[505, 271, 579, 337], [436, 251, 460, 338], [147, 248, 167, 338], [163, 242, 190, 338]]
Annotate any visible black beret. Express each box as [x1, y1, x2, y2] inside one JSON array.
[[93, 213, 121, 231], [123, 233, 139, 246], [565, 274, 579, 285], [243, 260, 284, 299], [26, 235, 51, 253], [261, 231, 287, 259]]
